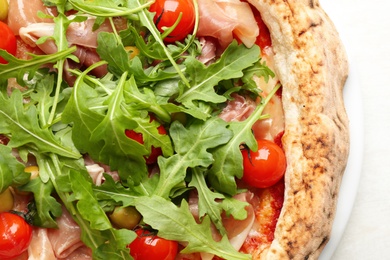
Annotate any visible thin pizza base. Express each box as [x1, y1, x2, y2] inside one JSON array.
[[246, 0, 349, 259]]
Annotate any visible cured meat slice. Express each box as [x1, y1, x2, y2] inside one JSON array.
[[197, 0, 259, 49], [47, 206, 91, 259], [7, 0, 57, 35]]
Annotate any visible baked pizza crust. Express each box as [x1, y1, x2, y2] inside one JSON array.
[[246, 0, 350, 259]]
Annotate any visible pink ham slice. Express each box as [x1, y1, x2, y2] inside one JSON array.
[[47, 206, 87, 259], [197, 0, 259, 49], [16, 16, 112, 86], [7, 0, 57, 35], [218, 93, 257, 122], [27, 206, 92, 260], [28, 228, 56, 260]]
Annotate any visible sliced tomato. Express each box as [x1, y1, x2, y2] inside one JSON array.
[[149, 0, 195, 43], [241, 139, 286, 188], [128, 229, 178, 260], [0, 212, 33, 259], [0, 21, 17, 64]]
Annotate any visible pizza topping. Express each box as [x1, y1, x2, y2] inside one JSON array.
[[0, 0, 284, 259], [125, 115, 168, 165], [128, 228, 179, 260], [7, 0, 57, 35], [241, 179, 284, 254], [149, 0, 196, 43], [197, 0, 259, 49], [241, 139, 286, 188], [0, 212, 33, 259], [219, 93, 256, 122], [46, 206, 87, 259], [109, 206, 142, 230], [0, 21, 17, 64], [0, 188, 14, 213]]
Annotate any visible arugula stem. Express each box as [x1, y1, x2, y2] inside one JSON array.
[[0, 47, 76, 78], [47, 59, 65, 126], [47, 154, 102, 250], [69, 0, 152, 18], [48, 153, 77, 215], [68, 65, 113, 96], [136, 0, 191, 88]]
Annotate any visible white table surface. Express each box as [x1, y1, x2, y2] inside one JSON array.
[[320, 0, 390, 259]]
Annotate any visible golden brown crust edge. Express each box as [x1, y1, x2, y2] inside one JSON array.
[[246, 0, 350, 259]]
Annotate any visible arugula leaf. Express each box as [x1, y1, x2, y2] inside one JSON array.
[[19, 177, 62, 228], [29, 73, 54, 115], [62, 72, 108, 157], [62, 170, 134, 260], [93, 174, 142, 207], [62, 170, 112, 230], [135, 196, 251, 260], [123, 74, 172, 123], [0, 90, 81, 159], [0, 47, 76, 89], [189, 168, 249, 236], [135, 0, 191, 87], [153, 117, 233, 198], [189, 168, 226, 234], [93, 229, 135, 260], [208, 84, 281, 195], [35, 152, 134, 259], [69, 0, 148, 18], [241, 60, 275, 93], [220, 196, 249, 220], [0, 145, 29, 193], [88, 74, 149, 184], [177, 42, 261, 108], [96, 32, 133, 78]]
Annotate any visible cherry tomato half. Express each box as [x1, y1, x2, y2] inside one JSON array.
[[0, 212, 33, 259], [128, 229, 178, 260], [241, 139, 286, 188], [149, 0, 195, 43], [125, 116, 167, 164], [0, 21, 17, 64]]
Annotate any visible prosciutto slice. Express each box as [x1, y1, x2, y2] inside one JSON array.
[[28, 228, 56, 260], [27, 206, 92, 260], [7, 0, 57, 35], [197, 0, 259, 49]]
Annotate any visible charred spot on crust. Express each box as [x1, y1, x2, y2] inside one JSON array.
[[318, 236, 329, 250], [298, 21, 322, 36]]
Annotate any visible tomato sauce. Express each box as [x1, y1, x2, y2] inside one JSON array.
[[240, 179, 285, 254]]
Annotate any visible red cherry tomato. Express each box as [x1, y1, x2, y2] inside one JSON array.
[[149, 0, 195, 43], [128, 229, 178, 260], [0, 21, 17, 64], [241, 139, 286, 188], [125, 116, 167, 164], [0, 212, 33, 259]]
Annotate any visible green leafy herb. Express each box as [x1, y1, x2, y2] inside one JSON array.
[[208, 84, 281, 195], [135, 196, 251, 260], [0, 47, 76, 88], [19, 177, 62, 228], [0, 0, 280, 258], [0, 145, 29, 193], [0, 90, 81, 159], [153, 117, 233, 198]]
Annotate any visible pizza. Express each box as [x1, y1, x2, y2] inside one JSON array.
[[0, 0, 349, 259]]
